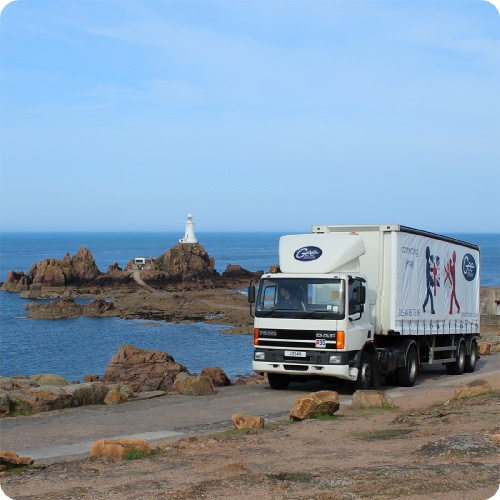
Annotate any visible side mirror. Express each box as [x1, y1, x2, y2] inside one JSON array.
[[360, 285, 366, 304], [248, 285, 256, 303]]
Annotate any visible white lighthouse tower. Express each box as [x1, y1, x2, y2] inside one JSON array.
[[179, 213, 198, 244]]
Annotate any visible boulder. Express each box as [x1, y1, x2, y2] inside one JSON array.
[[30, 374, 70, 387], [90, 438, 151, 462], [174, 373, 216, 396], [453, 379, 492, 399], [0, 450, 34, 469], [221, 264, 263, 279], [83, 299, 116, 316], [289, 390, 340, 420], [351, 390, 396, 409], [2, 381, 109, 415], [231, 414, 265, 430], [153, 243, 218, 282], [104, 390, 128, 405], [201, 366, 231, 387], [103, 344, 188, 393], [478, 342, 491, 356]]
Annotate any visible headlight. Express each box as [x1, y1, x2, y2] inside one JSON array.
[[254, 351, 265, 361], [329, 355, 342, 364]]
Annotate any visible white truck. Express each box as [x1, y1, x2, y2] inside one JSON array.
[[248, 224, 480, 390]]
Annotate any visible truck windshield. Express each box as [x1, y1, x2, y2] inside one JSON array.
[[255, 278, 345, 319]]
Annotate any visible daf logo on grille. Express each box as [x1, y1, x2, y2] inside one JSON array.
[[316, 333, 336, 339], [260, 330, 277, 337]]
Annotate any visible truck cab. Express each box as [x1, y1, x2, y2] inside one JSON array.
[[251, 271, 375, 390]]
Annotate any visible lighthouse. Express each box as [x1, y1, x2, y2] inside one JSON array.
[[179, 213, 198, 244]]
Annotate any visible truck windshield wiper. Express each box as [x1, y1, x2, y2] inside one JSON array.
[[259, 308, 289, 317], [301, 311, 327, 319]]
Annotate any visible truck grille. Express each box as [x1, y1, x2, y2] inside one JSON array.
[[257, 329, 337, 349]]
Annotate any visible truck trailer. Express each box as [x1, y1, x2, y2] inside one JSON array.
[[248, 224, 480, 390]]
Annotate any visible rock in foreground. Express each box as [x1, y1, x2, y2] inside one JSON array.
[[290, 390, 340, 420], [103, 344, 188, 393]]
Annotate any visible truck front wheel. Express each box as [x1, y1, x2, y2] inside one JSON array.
[[350, 351, 374, 392], [397, 346, 418, 387], [267, 373, 291, 390]]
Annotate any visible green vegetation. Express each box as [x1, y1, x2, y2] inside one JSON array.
[[354, 428, 413, 440], [124, 448, 160, 461], [9, 400, 34, 417]]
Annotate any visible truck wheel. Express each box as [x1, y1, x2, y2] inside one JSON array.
[[267, 373, 291, 390], [397, 346, 418, 387], [446, 342, 466, 375], [350, 351, 374, 392], [464, 341, 478, 373]]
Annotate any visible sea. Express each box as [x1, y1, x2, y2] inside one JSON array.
[[0, 231, 499, 381]]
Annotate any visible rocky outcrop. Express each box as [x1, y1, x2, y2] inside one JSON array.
[[24, 298, 118, 319], [30, 374, 69, 387], [289, 390, 340, 420], [200, 366, 231, 387], [90, 438, 151, 462], [351, 390, 396, 409], [153, 243, 218, 282], [0, 376, 114, 415], [2, 247, 101, 292], [173, 373, 216, 396], [25, 299, 83, 319], [103, 345, 188, 393]]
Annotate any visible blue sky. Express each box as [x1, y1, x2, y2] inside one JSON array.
[[1, 0, 499, 234]]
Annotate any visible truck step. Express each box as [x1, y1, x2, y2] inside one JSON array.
[[427, 357, 455, 365], [430, 346, 456, 352]]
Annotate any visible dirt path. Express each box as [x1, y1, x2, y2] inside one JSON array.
[[1, 357, 500, 499]]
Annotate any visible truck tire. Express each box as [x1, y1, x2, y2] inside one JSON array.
[[446, 342, 466, 375], [350, 351, 374, 392], [267, 373, 291, 390], [464, 341, 478, 373], [396, 346, 418, 387]]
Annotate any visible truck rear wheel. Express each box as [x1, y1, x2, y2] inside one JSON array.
[[464, 341, 478, 373], [267, 373, 291, 390], [446, 342, 466, 375], [397, 346, 418, 387]]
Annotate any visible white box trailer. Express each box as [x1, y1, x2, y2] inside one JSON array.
[[249, 224, 480, 391]]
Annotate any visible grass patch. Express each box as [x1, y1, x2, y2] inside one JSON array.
[[313, 414, 339, 421], [124, 449, 160, 461], [9, 400, 34, 417], [354, 428, 413, 441]]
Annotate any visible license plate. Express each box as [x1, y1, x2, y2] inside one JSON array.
[[285, 351, 306, 358]]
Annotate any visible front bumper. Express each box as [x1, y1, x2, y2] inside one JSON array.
[[252, 359, 358, 382]]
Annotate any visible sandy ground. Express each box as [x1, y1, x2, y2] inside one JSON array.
[[1, 369, 499, 500]]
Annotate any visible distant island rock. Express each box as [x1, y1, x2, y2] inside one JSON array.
[[1, 242, 263, 299]]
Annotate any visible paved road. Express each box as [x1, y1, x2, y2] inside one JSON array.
[[1, 355, 499, 463]]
